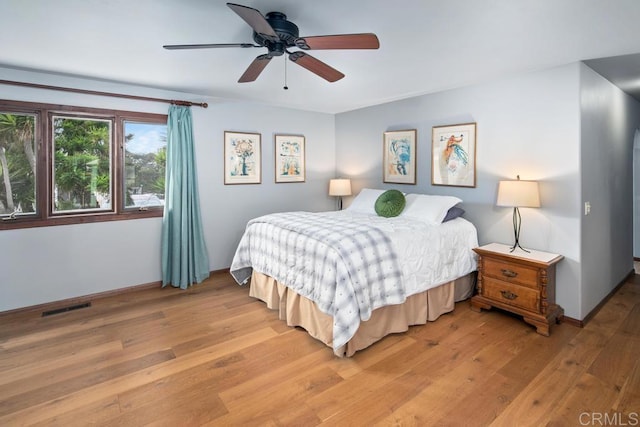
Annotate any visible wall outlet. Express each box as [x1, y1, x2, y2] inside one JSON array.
[[584, 201, 591, 215]]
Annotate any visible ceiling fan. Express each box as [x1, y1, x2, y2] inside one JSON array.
[[163, 2, 380, 84]]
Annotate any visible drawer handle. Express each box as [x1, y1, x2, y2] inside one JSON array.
[[500, 290, 518, 300], [501, 269, 518, 278]]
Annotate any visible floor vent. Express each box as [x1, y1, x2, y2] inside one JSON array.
[[42, 302, 91, 317]]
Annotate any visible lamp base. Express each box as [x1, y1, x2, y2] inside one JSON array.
[[509, 241, 530, 253], [510, 207, 531, 253]]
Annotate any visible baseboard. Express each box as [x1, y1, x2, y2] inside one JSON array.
[[569, 268, 635, 328], [0, 268, 230, 318], [2, 267, 631, 327], [561, 316, 583, 328]]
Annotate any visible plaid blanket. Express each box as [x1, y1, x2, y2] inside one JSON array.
[[230, 211, 406, 351]]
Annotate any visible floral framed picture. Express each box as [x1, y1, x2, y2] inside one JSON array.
[[224, 131, 261, 185], [432, 122, 476, 188], [275, 134, 305, 183], [383, 129, 417, 184]]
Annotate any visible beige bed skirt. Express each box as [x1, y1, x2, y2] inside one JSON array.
[[249, 271, 476, 357]]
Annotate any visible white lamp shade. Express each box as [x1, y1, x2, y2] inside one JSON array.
[[497, 180, 540, 208], [329, 179, 352, 196]]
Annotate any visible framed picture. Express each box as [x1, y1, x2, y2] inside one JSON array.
[[432, 122, 476, 187], [274, 134, 305, 183], [383, 129, 417, 184], [224, 131, 261, 185]]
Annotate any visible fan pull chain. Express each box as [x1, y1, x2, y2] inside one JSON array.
[[283, 57, 289, 90]]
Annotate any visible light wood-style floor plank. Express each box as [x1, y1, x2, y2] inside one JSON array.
[[0, 272, 638, 426]]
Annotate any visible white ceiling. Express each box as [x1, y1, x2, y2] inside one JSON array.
[[2, 0, 640, 113]]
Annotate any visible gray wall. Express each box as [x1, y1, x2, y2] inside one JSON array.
[[0, 67, 335, 312], [3, 62, 639, 320], [635, 130, 640, 258], [336, 64, 584, 319], [580, 63, 640, 317]]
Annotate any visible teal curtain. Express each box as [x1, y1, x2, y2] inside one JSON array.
[[161, 105, 210, 289]]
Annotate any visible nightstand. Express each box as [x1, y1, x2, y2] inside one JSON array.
[[470, 243, 564, 336]]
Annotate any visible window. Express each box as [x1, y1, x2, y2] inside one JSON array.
[[123, 121, 166, 209], [52, 116, 112, 213], [0, 111, 37, 218], [0, 100, 167, 229]]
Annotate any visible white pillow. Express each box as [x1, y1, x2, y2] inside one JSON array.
[[346, 188, 386, 215], [401, 193, 462, 225]]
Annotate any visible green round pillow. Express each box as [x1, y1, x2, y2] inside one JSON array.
[[375, 189, 406, 217]]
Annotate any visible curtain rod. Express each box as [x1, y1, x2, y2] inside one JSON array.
[[0, 79, 208, 108]]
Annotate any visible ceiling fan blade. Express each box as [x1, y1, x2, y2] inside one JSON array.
[[227, 3, 278, 41], [295, 33, 380, 50], [288, 52, 344, 82], [238, 54, 272, 83], [163, 43, 260, 50]]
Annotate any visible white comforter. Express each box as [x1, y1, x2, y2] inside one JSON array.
[[347, 211, 479, 297]]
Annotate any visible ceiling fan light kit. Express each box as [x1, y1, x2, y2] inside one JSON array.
[[163, 2, 379, 84]]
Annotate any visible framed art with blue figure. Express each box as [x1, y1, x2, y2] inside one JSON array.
[[224, 131, 261, 185], [432, 122, 477, 188], [383, 129, 417, 184]]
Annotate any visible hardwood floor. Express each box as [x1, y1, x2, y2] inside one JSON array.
[[0, 272, 638, 426]]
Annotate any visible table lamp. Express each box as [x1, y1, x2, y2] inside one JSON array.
[[329, 178, 351, 210], [496, 175, 540, 252]]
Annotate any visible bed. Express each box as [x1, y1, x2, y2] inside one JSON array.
[[230, 189, 479, 357]]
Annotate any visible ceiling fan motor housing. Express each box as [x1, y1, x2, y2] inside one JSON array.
[[253, 11, 299, 56]]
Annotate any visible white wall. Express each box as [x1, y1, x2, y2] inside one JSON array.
[[579, 63, 640, 317], [336, 64, 584, 319], [0, 67, 336, 312]]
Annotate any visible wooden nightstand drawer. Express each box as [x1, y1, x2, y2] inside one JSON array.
[[483, 258, 538, 289], [471, 243, 564, 336], [483, 278, 539, 312]]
